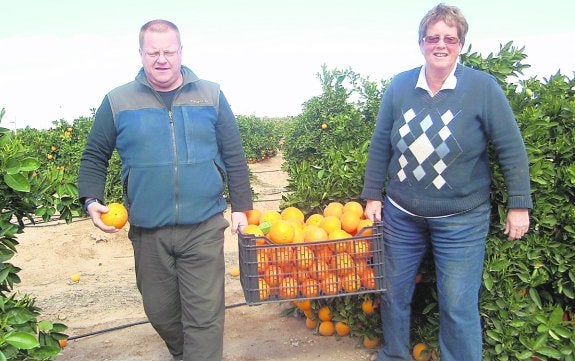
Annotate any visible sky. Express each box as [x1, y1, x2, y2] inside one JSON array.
[[1, 0, 573, 130]]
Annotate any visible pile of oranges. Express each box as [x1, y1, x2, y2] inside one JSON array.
[[241, 201, 379, 302]]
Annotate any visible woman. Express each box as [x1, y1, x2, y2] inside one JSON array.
[[361, 4, 532, 361]]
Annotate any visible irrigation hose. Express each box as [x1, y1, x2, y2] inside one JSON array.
[[67, 301, 248, 341]]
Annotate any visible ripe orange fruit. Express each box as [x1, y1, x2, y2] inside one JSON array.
[[305, 213, 324, 227], [320, 215, 342, 235], [279, 276, 299, 299], [323, 202, 344, 218], [361, 298, 376, 315], [340, 211, 360, 235], [305, 317, 317, 330], [361, 267, 376, 290], [348, 239, 371, 259], [101, 203, 128, 229], [318, 321, 335, 336], [362, 335, 380, 349], [245, 209, 262, 225], [320, 272, 340, 295], [229, 266, 240, 277], [309, 260, 330, 281], [356, 218, 374, 236], [318, 305, 332, 321], [341, 273, 361, 293], [258, 278, 270, 300], [304, 225, 328, 243], [268, 220, 295, 244], [343, 201, 364, 218], [331, 252, 355, 276], [263, 265, 283, 287], [294, 246, 315, 269], [268, 246, 294, 269], [260, 210, 282, 224], [243, 224, 264, 236], [316, 246, 333, 264], [335, 321, 351, 336], [412, 343, 432, 361], [58, 338, 68, 348], [294, 299, 312, 311], [281, 206, 305, 223], [256, 250, 269, 274], [300, 278, 320, 298]]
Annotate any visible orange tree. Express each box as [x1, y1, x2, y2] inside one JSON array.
[[0, 110, 74, 359], [282, 44, 575, 360]]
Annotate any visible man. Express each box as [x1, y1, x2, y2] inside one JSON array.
[[78, 19, 252, 361]]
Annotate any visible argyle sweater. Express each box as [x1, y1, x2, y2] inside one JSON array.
[[361, 64, 532, 217]]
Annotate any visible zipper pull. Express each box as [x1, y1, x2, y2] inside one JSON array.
[[168, 110, 173, 123]]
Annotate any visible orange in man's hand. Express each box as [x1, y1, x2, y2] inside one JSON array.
[[101, 203, 128, 229]]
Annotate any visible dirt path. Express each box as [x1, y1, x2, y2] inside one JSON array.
[[12, 155, 378, 361]]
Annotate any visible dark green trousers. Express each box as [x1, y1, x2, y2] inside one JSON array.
[[129, 214, 229, 361]]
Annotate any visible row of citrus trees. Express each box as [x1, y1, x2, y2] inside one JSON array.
[[1, 41, 574, 360], [280, 43, 575, 360]]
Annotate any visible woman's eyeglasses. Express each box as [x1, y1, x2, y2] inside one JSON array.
[[422, 35, 460, 45]]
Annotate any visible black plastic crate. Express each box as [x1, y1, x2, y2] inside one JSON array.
[[238, 222, 385, 305]]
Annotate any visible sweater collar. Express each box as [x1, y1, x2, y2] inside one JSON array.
[[416, 63, 458, 96]]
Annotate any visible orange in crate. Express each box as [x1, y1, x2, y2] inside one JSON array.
[[300, 278, 320, 298], [320, 272, 340, 296], [295, 246, 315, 269], [263, 265, 283, 287], [268, 246, 295, 269], [331, 252, 355, 276], [279, 277, 299, 299]]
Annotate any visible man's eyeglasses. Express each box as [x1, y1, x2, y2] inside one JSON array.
[[422, 35, 460, 45], [141, 48, 180, 60]]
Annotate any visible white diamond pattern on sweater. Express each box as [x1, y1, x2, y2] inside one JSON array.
[[395, 108, 462, 189]]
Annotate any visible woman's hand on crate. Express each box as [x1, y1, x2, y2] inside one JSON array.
[[364, 200, 382, 222]]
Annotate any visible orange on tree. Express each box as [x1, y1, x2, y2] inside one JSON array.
[[318, 305, 332, 321], [281, 206, 305, 223], [268, 220, 295, 244], [323, 201, 344, 218], [335, 321, 351, 336], [412, 343, 432, 361], [305, 317, 317, 330], [294, 299, 312, 311], [362, 335, 380, 349], [361, 298, 377, 315], [279, 276, 299, 299], [101, 203, 128, 229], [318, 321, 335, 336], [245, 209, 262, 225]]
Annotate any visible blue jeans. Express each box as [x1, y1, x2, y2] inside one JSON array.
[[377, 197, 490, 361]]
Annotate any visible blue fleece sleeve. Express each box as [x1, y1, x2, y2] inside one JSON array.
[[78, 96, 117, 202]]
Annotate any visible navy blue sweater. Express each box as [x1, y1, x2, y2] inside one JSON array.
[[361, 64, 532, 217]]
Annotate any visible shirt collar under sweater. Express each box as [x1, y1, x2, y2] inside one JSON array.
[[416, 63, 458, 96]]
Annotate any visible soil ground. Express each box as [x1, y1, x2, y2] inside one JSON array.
[[12, 154, 379, 361]]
